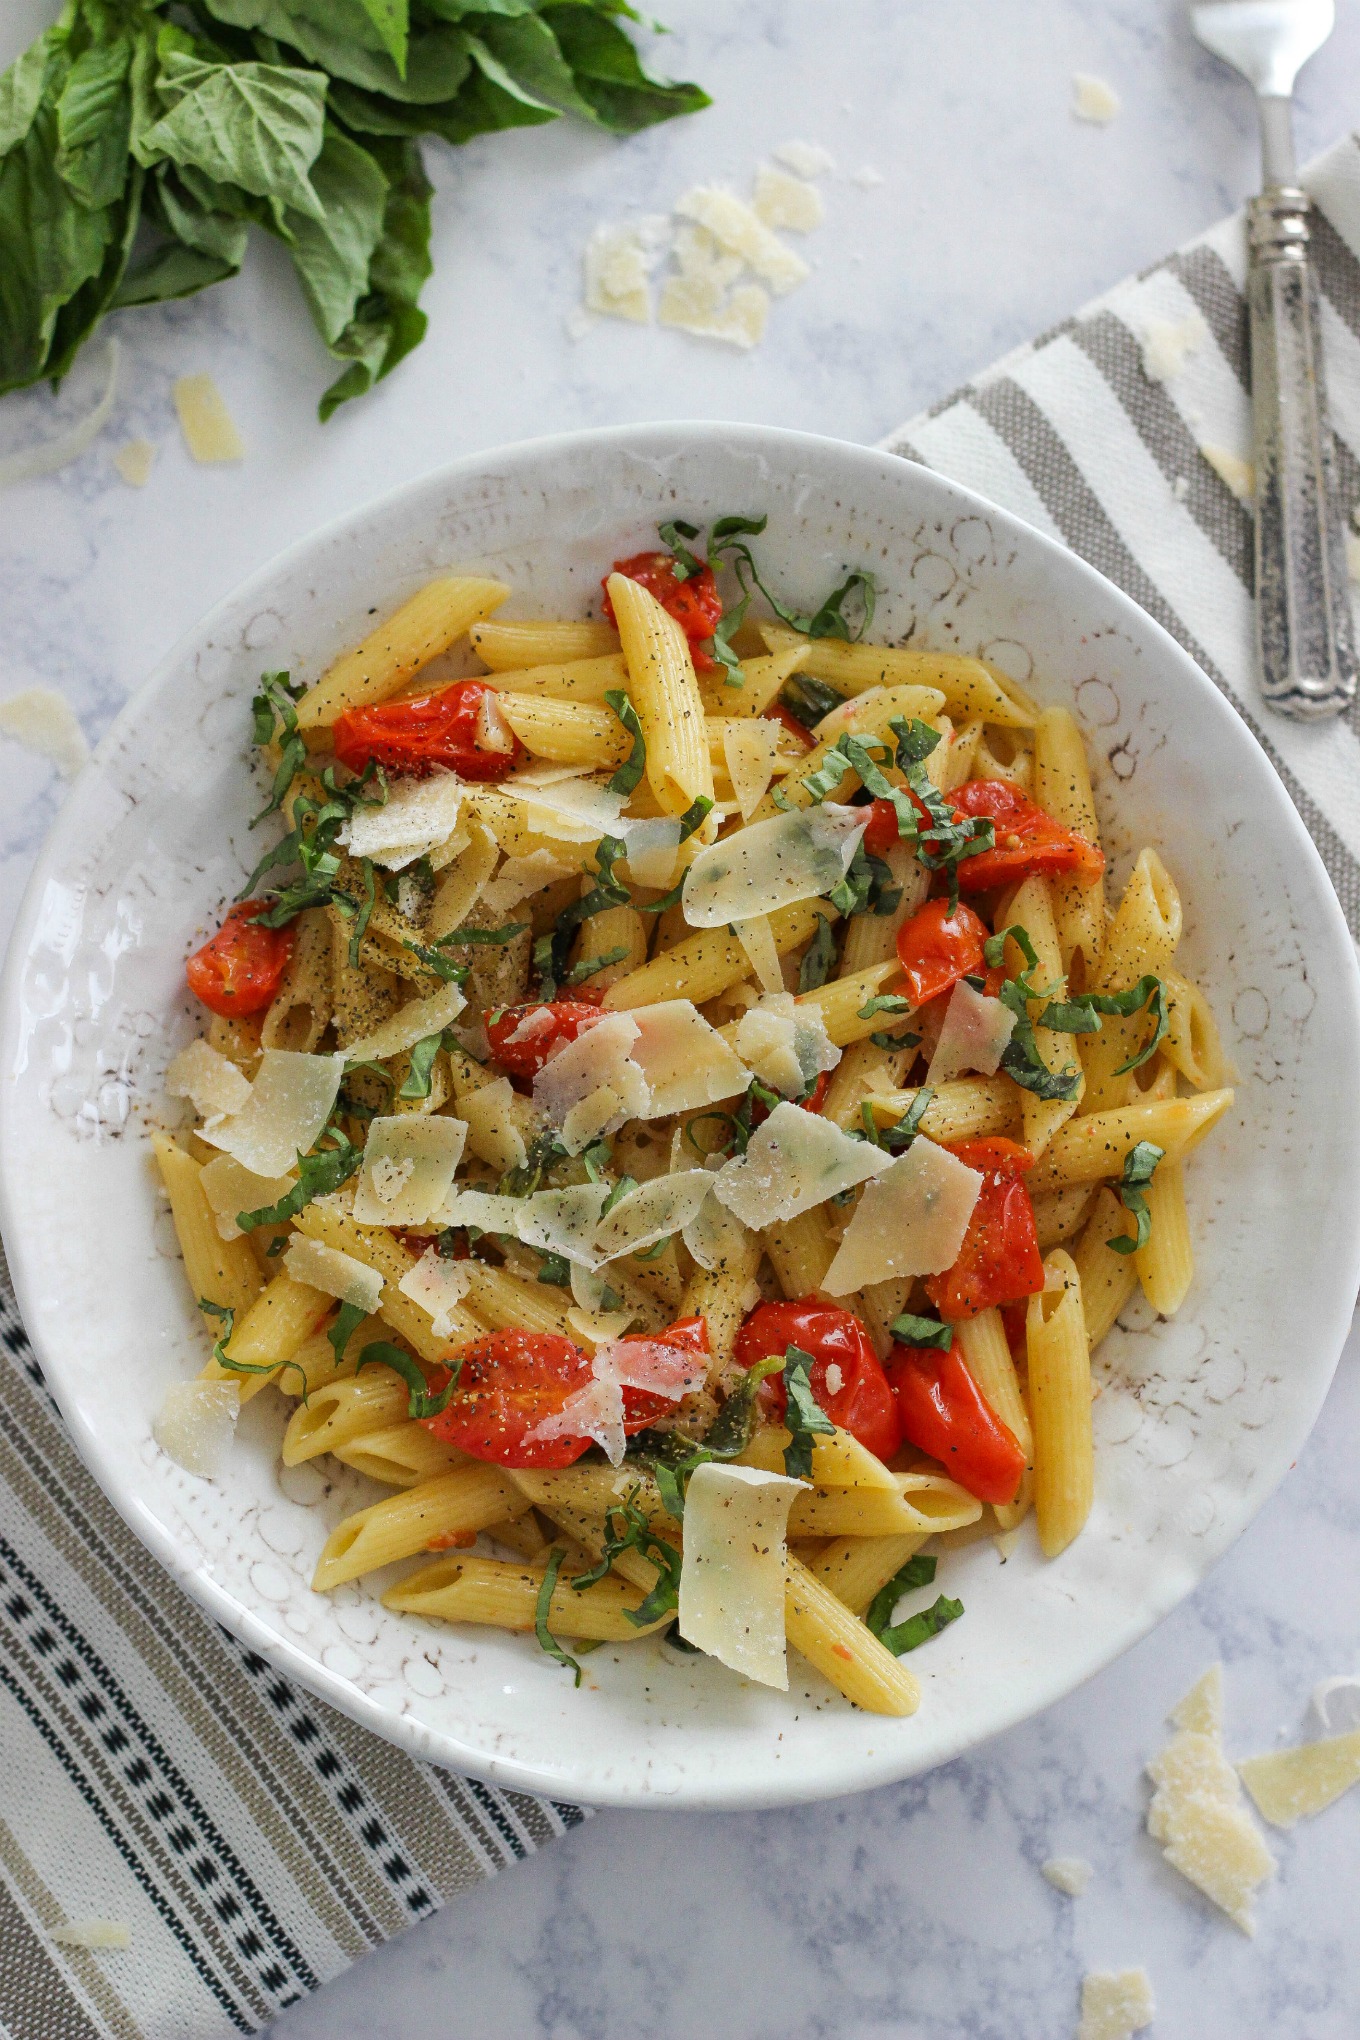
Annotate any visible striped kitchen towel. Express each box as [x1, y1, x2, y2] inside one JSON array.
[[0, 1241, 584, 2040], [884, 131, 1360, 942]]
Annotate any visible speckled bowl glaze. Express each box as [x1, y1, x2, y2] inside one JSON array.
[[3, 423, 1357, 1811]]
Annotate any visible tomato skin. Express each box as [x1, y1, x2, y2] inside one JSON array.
[[894, 897, 991, 1008], [886, 1343, 1027, 1504], [734, 1300, 900, 1460], [332, 679, 522, 782], [603, 551, 724, 673], [186, 902, 295, 1018], [763, 703, 816, 750], [924, 1135, 1045, 1322], [862, 795, 905, 858], [423, 1330, 594, 1468], [617, 1314, 710, 1431], [949, 779, 1105, 891], [485, 997, 605, 1079]]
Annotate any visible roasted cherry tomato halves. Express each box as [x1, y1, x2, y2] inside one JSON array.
[[185, 901, 295, 1018], [615, 1315, 711, 1431], [886, 1342, 1027, 1504], [422, 1330, 594, 1468], [734, 1299, 900, 1461], [332, 679, 521, 782], [485, 997, 605, 1079], [948, 779, 1105, 892], [603, 550, 724, 673], [762, 702, 816, 751], [924, 1136, 1045, 1322], [894, 897, 992, 1008]]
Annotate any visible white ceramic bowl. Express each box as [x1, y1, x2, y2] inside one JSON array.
[[3, 424, 1358, 1811]]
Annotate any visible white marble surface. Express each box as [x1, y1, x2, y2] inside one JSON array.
[[2, 0, 1359, 2033]]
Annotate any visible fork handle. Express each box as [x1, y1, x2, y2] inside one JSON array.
[[1248, 187, 1357, 721]]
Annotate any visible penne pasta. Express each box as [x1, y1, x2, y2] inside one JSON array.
[[1034, 705, 1105, 972], [806, 1534, 929, 1615], [1027, 1251, 1094, 1558], [608, 572, 714, 817], [313, 1465, 529, 1590], [1070, 1188, 1140, 1346], [955, 1309, 1034, 1531], [601, 898, 834, 1010], [1134, 1157, 1194, 1315], [1079, 849, 1183, 1113], [1025, 1088, 1233, 1197], [470, 618, 619, 669], [496, 693, 630, 768], [481, 653, 629, 702], [758, 621, 1037, 727], [333, 1423, 471, 1489], [297, 576, 509, 730], [784, 1555, 920, 1716], [153, 1134, 263, 1322], [384, 1551, 669, 1637]]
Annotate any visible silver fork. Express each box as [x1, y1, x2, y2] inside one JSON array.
[[1191, 0, 1356, 719]]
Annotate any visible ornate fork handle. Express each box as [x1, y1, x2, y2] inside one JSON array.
[[1248, 186, 1357, 720]]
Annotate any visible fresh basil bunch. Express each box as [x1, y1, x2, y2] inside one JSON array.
[[0, 0, 707, 415]]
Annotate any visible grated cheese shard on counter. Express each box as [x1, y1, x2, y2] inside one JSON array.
[[1072, 73, 1121, 124], [677, 1462, 804, 1685], [199, 1049, 343, 1177], [0, 687, 90, 778], [341, 770, 462, 868], [351, 1114, 467, 1226], [1201, 443, 1255, 505], [583, 215, 671, 323], [773, 139, 835, 179], [1078, 1969, 1154, 2040], [674, 185, 810, 294], [682, 802, 867, 926], [1140, 311, 1209, 385], [1041, 1855, 1093, 1896], [114, 437, 155, 486], [1170, 1660, 1222, 1736], [51, 1919, 132, 1951], [398, 1247, 471, 1337], [283, 1237, 384, 1312], [173, 373, 244, 463], [822, 1140, 984, 1293], [924, 979, 1016, 1085], [166, 1038, 252, 1121], [713, 1098, 887, 1228], [754, 165, 825, 234], [1238, 1726, 1360, 1827], [1145, 1669, 1275, 1933], [153, 1379, 240, 1479], [659, 225, 769, 348]]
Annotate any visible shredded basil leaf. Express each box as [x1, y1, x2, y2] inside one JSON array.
[[798, 912, 837, 992], [236, 1126, 362, 1230], [641, 1352, 785, 1514], [888, 1311, 954, 1350], [536, 1252, 572, 1288], [398, 1027, 451, 1101], [197, 1298, 308, 1398], [865, 1552, 938, 1632], [1108, 1140, 1165, 1254], [535, 1547, 582, 1685], [327, 1299, 366, 1368], [782, 1344, 835, 1480], [859, 993, 913, 1020], [570, 1488, 682, 1628], [1040, 974, 1169, 1075], [604, 689, 646, 796], [249, 671, 307, 825], [865, 1550, 965, 1655], [355, 1339, 458, 1420], [658, 519, 704, 579], [859, 1087, 933, 1154], [779, 673, 845, 731]]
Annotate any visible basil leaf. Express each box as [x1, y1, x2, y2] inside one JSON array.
[[283, 123, 389, 347], [887, 1311, 953, 1351], [641, 1352, 784, 1512], [599, 1172, 638, 1219], [604, 687, 646, 795], [570, 1487, 682, 1628], [859, 993, 913, 1020], [398, 1026, 447, 1100], [249, 670, 307, 823], [541, 4, 711, 133], [534, 1546, 582, 1684], [536, 1251, 571, 1287], [356, 0, 410, 76], [798, 912, 837, 992], [778, 673, 845, 731], [355, 1338, 458, 1419], [865, 1552, 937, 1634], [142, 55, 329, 220], [875, 1592, 964, 1657], [782, 1344, 835, 1481], [442, 919, 530, 945], [983, 923, 1041, 976], [658, 518, 703, 579], [1038, 973, 1168, 1074], [198, 1297, 308, 1396], [327, 1297, 366, 1366], [1108, 1139, 1164, 1255], [860, 1086, 932, 1154], [677, 795, 713, 841], [236, 1127, 363, 1229]]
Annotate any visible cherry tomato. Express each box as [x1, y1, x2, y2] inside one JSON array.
[[862, 795, 907, 858], [332, 679, 522, 783], [734, 1300, 900, 1460], [485, 996, 605, 1079], [615, 1315, 711, 1431], [423, 1330, 595, 1468], [886, 1343, 1027, 1504], [603, 550, 724, 673], [949, 779, 1105, 892], [924, 1135, 1044, 1322], [894, 897, 991, 1008], [763, 702, 816, 750], [185, 902, 295, 1018]]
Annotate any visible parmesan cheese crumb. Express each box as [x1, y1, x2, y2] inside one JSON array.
[[583, 216, 671, 323], [773, 139, 835, 179], [1170, 1662, 1222, 1737], [1238, 1727, 1360, 1827], [51, 1919, 131, 1951], [0, 687, 90, 778], [113, 437, 156, 487], [1140, 312, 1209, 384], [1078, 1969, 1154, 2040], [850, 164, 885, 189], [173, 374, 244, 464], [1073, 74, 1121, 125], [1041, 1854, 1093, 1895], [754, 165, 825, 234], [674, 186, 809, 295], [153, 1380, 240, 1480], [1200, 443, 1255, 504], [1146, 1669, 1275, 1932]]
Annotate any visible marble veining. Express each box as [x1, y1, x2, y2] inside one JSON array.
[[1, 0, 1358, 2032]]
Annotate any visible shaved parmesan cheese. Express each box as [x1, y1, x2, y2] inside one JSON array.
[[284, 1237, 384, 1312], [1146, 1729, 1241, 1838], [0, 687, 90, 777], [341, 771, 462, 869], [201, 1050, 343, 1177], [343, 982, 465, 1063], [398, 1248, 472, 1337], [1171, 1663, 1223, 1737], [1141, 311, 1208, 384], [455, 1075, 526, 1173], [682, 803, 866, 927], [153, 1379, 240, 1479], [593, 1169, 713, 1261], [621, 815, 684, 887], [1238, 1729, 1360, 1827], [1041, 1856, 1093, 1896], [597, 1335, 706, 1401], [628, 1000, 750, 1115], [199, 1154, 294, 1240], [1078, 1970, 1154, 2040], [659, 265, 769, 348], [675, 185, 810, 294], [732, 913, 784, 995], [114, 437, 155, 487], [584, 215, 671, 322], [480, 848, 578, 914], [568, 1306, 635, 1348], [439, 1188, 527, 1235], [1146, 1708, 1275, 1933], [1072, 73, 1121, 124], [678, 1462, 803, 1685], [713, 1099, 886, 1228], [509, 774, 627, 841], [518, 1184, 613, 1268], [722, 716, 781, 819], [1201, 443, 1255, 504], [529, 1373, 626, 1465], [352, 1113, 467, 1225], [173, 373, 244, 463], [774, 139, 835, 178], [754, 165, 825, 234], [734, 992, 839, 1099], [1312, 1675, 1360, 1736], [926, 980, 1016, 1084], [51, 1919, 132, 1950], [166, 1039, 251, 1121], [682, 1185, 753, 1274], [534, 1010, 649, 1154], [823, 1139, 983, 1292]]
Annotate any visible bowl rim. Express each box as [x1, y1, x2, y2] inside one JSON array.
[[4, 417, 1359, 1811]]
